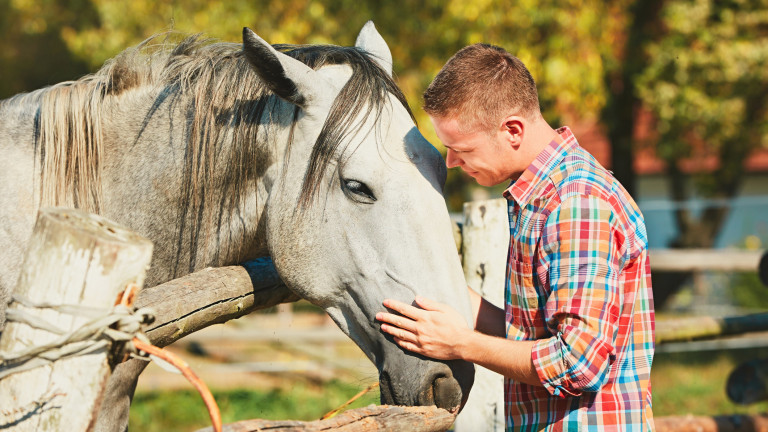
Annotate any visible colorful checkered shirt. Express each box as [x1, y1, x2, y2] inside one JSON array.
[[502, 127, 655, 431]]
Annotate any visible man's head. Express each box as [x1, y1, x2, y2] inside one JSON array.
[[424, 43, 540, 132], [424, 43, 550, 186]]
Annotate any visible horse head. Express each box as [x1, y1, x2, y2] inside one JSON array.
[[243, 23, 475, 411]]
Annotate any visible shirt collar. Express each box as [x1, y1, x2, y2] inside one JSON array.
[[503, 126, 578, 205]]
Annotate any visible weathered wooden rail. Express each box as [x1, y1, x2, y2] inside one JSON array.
[[139, 260, 297, 349], [195, 405, 455, 432]]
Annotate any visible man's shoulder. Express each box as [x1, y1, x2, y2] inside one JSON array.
[[545, 146, 644, 220], [547, 146, 616, 201]]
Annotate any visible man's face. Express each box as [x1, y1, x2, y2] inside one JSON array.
[[429, 115, 519, 187]]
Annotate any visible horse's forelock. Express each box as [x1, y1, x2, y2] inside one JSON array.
[[278, 44, 415, 211]]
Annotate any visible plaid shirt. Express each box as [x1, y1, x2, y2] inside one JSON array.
[[502, 127, 655, 431]]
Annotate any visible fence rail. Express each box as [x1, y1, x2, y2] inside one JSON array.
[[649, 248, 763, 272]]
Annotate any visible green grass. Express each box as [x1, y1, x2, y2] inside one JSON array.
[[652, 347, 768, 417], [129, 379, 380, 432]]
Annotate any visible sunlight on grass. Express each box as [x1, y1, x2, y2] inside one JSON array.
[[652, 347, 768, 417], [130, 379, 381, 432]]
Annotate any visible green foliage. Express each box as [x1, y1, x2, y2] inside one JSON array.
[[729, 272, 768, 310], [0, 0, 98, 97], [637, 0, 768, 196]]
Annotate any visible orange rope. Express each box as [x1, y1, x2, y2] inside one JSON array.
[[132, 338, 222, 432], [114, 283, 221, 432]]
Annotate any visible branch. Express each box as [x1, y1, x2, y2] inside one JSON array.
[[136, 258, 299, 348]]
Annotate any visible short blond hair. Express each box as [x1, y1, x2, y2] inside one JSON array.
[[423, 43, 540, 133]]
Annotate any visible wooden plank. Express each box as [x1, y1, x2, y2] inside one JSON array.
[[195, 405, 455, 432], [137, 257, 299, 348], [656, 313, 768, 343], [649, 249, 762, 272], [0, 208, 153, 431]]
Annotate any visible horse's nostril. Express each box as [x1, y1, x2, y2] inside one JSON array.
[[417, 367, 463, 410], [380, 364, 465, 409], [432, 374, 462, 410]]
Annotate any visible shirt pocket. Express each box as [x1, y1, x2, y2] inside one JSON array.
[[509, 258, 538, 309]]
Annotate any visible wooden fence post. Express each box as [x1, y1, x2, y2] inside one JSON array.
[[0, 208, 153, 431], [453, 198, 508, 432]]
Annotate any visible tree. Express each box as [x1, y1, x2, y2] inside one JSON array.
[[632, 0, 768, 306], [637, 0, 768, 249], [0, 0, 100, 98]]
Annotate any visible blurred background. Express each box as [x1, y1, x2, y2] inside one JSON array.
[[2, 0, 768, 430]]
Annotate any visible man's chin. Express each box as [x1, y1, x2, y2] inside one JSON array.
[[463, 170, 501, 187], [472, 176, 494, 187]]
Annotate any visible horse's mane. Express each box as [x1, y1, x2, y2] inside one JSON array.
[[9, 32, 413, 269]]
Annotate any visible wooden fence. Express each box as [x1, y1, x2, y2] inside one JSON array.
[[0, 209, 297, 431]]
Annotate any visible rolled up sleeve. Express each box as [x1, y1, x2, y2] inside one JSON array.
[[531, 194, 623, 397]]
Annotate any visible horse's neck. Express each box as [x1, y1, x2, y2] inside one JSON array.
[[96, 87, 291, 284]]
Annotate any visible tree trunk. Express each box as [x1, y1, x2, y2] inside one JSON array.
[[602, 0, 665, 198]]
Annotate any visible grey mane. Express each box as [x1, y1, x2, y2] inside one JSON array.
[[1, 32, 414, 271]]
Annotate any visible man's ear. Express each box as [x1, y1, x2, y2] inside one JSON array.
[[501, 116, 525, 148]]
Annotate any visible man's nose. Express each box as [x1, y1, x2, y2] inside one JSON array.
[[445, 148, 461, 168]]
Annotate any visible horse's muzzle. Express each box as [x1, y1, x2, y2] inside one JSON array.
[[379, 359, 474, 412]]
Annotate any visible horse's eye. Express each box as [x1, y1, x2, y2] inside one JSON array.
[[343, 179, 376, 203]]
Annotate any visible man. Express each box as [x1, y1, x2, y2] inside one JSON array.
[[376, 43, 655, 431]]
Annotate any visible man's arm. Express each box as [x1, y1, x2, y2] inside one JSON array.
[[528, 194, 623, 396], [376, 296, 541, 386], [467, 288, 506, 338]]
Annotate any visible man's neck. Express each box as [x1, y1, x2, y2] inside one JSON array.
[[519, 117, 558, 168]]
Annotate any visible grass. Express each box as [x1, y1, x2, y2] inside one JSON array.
[[129, 379, 381, 432], [651, 346, 768, 417]]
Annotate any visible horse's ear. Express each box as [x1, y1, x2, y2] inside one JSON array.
[[355, 21, 393, 77], [242, 27, 316, 107]]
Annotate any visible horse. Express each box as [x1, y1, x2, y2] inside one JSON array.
[[0, 22, 474, 431]]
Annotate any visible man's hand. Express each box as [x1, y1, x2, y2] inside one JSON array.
[[375, 296, 472, 360]]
